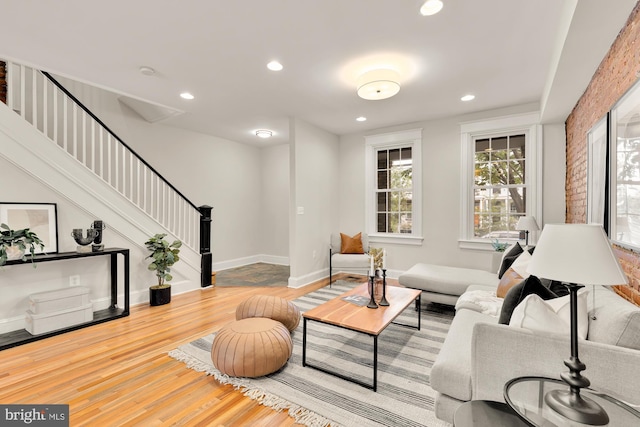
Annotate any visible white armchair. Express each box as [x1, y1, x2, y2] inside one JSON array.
[[329, 232, 370, 285]]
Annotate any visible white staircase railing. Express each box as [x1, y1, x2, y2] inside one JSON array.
[[4, 61, 200, 252]]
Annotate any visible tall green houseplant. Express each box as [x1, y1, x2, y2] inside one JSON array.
[[145, 233, 181, 306], [145, 233, 182, 289]]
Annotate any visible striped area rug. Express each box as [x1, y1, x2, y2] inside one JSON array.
[[169, 281, 454, 427]]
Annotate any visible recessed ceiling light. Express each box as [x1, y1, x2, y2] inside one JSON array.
[[267, 61, 283, 71], [461, 94, 475, 102], [420, 0, 443, 16], [356, 116, 367, 122], [139, 66, 155, 76], [180, 92, 195, 100], [256, 129, 273, 138]]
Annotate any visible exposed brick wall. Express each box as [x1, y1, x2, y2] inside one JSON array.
[[566, 1, 640, 302], [0, 61, 6, 105]]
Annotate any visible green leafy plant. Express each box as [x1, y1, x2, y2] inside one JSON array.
[[0, 223, 45, 267], [144, 233, 182, 289], [491, 239, 509, 252]]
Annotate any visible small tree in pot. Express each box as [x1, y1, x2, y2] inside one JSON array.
[[145, 233, 182, 306]]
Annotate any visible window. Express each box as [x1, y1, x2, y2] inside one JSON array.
[[460, 113, 541, 250], [609, 79, 640, 251], [365, 129, 422, 245], [473, 134, 526, 239]]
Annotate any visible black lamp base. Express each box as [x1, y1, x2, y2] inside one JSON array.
[[545, 389, 609, 425]]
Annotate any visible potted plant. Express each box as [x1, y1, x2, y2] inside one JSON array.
[[145, 233, 182, 306], [0, 223, 45, 267]]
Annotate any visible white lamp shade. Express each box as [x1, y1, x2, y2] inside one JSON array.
[[527, 224, 628, 286], [357, 69, 401, 100], [515, 216, 539, 231]]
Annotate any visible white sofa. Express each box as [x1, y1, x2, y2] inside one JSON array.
[[430, 284, 640, 423], [398, 262, 499, 305]]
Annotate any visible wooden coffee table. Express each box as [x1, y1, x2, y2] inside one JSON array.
[[302, 282, 421, 391]]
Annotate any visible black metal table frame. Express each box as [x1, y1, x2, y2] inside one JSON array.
[[302, 293, 420, 392]]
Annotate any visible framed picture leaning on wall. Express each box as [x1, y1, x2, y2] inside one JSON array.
[[0, 202, 58, 254]]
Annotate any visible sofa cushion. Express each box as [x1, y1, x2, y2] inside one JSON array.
[[398, 263, 498, 296], [496, 268, 523, 298], [431, 309, 498, 401], [498, 242, 523, 278], [588, 286, 640, 350], [509, 290, 589, 339], [498, 275, 557, 325]]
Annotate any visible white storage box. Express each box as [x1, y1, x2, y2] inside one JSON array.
[[28, 287, 90, 314], [25, 303, 94, 335]]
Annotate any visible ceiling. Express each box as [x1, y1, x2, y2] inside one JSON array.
[[1, 1, 637, 146]]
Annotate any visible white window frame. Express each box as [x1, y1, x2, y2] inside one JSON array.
[[365, 128, 423, 246], [459, 113, 542, 251]]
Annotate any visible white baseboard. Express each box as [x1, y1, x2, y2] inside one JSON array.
[[288, 268, 328, 289]]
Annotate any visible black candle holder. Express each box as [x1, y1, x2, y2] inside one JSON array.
[[367, 275, 378, 309], [378, 269, 389, 306]]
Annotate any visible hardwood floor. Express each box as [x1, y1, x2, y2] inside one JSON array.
[[0, 273, 376, 426]]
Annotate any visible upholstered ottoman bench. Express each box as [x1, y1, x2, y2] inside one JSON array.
[[211, 318, 293, 377], [398, 263, 499, 306], [235, 295, 300, 332]]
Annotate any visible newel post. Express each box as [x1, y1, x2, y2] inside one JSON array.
[[198, 205, 213, 288]]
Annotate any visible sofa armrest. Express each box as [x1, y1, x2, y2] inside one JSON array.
[[471, 322, 640, 406]]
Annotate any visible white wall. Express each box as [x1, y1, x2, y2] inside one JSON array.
[[53, 76, 274, 269], [337, 104, 567, 275], [289, 118, 339, 286], [260, 144, 290, 262]]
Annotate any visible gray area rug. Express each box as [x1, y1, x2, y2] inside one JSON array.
[[169, 281, 454, 427]]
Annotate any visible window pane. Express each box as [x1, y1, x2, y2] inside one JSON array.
[[377, 213, 387, 233], [389, 149, 400, 164], [491, 161, 509, 185], [377, 192, 387, 211], [389, 213, 400, 233], [390, 166, 412, 189], [400, 191, 412, 211], [400, 213, 412, 233], [401, 147, 412, 161], [377, 171, 388, 189], [510, 134, 525, 159], [389, 191, 399, 211], [509, 160, 525, 184], [377, 150, 388, 169], [475, 163, 490, 186], [492, 137, 508, 159]]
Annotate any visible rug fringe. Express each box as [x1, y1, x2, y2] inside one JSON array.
[[168, 349, 336, 427]]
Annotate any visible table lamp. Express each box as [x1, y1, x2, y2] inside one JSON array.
[[526, 224, 628, 425], [515, 216, 539, 247]]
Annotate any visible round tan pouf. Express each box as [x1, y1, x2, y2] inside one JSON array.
[[235, 295, 301, 332], [211, 318, 292, 378]]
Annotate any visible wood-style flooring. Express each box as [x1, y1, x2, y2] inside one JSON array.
[[0, 273, 385, 426]]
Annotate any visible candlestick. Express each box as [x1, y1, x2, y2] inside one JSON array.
[[383, 249, 386, 270], [367, 275, 378, 309], [379, 269, 389, 306]]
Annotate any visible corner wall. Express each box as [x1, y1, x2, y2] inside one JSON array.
[[565, 1, 640, 301]]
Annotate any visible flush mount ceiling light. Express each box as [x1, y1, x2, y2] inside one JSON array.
[[356, 116, 367, 122], [180, 92, 195, 100], [267, 61, 283, 71], [256, 129, 273, 138], [357, 69, 401, 101], [461, 94, 475, 101], [420, 0, 443, 16]]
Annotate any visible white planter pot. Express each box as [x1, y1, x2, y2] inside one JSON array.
[[5, 245, 26, 260]]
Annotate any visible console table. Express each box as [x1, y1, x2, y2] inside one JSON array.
[[0, 248, 130, 350]]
